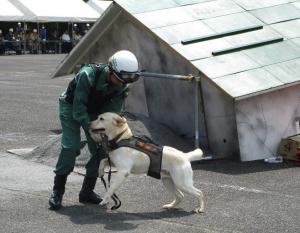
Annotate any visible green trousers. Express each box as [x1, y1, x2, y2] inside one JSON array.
[[54, 98, 105, 177]]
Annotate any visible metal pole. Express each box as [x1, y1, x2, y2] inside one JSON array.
[[140, 72, 195, 82], [194, 77, 201, 148]]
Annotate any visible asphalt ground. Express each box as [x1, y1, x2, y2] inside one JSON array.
[[0, 55, 300, 233]]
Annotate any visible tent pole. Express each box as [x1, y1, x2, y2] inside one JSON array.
[[23, 21, 27, 54], [71, 22, 74, 44], [56, 22, 59, 53], [37, 22, 40, 54]]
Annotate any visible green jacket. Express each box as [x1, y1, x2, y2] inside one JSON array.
[[68, 64, 126, 127]]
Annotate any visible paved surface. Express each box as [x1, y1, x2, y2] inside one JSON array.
[[0, 55, 300, 233], [0, 54, 68, 151]]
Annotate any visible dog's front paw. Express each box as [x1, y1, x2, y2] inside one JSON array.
[[194, 207, 204, 214], [163, 203, 175, 209], [100, 196, 110, 206]]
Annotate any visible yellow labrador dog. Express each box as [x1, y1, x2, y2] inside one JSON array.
[[89, 112, 204, 213]]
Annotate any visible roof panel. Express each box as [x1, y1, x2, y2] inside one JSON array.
[[173, 0, 214, 5], [183, 0, 244, 20], [292, 37, 300, 47], [213, 68, 282, 98], [134, 7, 196, 29], [134, 0, 244, 29], [294, 1, 300, 9], [243, 40, 300, 66], [231, 0, 291, 10], [265, 58, 300, 83], [192, 52, 260, 78], [223, 26, 282, 46], [270, 19, 300, 38], [174, 27, 283, 61], [153, 20, 214, 44], [250, 4, 300, 24], [115, 0, 179, 14], [202, 12, 263, 33], [172, 38, 231, 60]]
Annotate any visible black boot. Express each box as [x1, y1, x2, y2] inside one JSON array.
[[79, 176, 102, 204], [49, 174, 68, 210]]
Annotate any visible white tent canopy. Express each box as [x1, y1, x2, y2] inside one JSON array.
[[0, 0, 24, 21], [87, 0, 112, 14], [7, 0, 100, 22]]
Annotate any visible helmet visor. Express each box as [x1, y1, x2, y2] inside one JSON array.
[[113, 71, 140, 84]]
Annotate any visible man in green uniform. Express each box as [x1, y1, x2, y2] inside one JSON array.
[[49, 50, 140, 210]]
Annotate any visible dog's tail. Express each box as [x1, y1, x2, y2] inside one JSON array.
[[186, 148, 203, 162]]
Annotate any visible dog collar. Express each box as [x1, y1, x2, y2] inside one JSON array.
[[108, 128, 129, 149]]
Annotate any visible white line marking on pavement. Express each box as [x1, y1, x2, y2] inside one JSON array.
[[201, 182, 300, 199]]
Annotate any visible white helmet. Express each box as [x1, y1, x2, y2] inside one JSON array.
[[108, 50, 139, 83]]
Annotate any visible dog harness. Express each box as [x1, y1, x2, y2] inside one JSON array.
[[110, 136, 163, 179]]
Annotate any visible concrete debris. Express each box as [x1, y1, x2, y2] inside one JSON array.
[[7, 147, 37, 156]]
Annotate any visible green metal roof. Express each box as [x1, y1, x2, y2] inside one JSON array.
[[115, 0, 300, 99]]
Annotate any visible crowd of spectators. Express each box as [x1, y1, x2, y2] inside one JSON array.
[[0, 22, 91, 55]]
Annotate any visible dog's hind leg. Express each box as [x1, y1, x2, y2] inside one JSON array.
[[100, 170, 129, 206], [180, 186, 204, 214], [171, 167, 204, 213], [161, 173, 184, 209]]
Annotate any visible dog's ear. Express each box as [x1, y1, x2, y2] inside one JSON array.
[[113, 115, 127, 127]]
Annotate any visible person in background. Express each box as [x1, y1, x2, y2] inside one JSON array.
[[48, 30, 58, 53], [5, 28, 21, 55], [73, 24, 79, 33], [0, 29, 4, 55], [83, 23, 90, 35], [73, 31, 82, 47], [15, 23, 25, 53], [48, 50, 140, 210], [15, 22, 24, 37], [40, 25, 48, 53], [29, 29, 39, 54], [72, 23, 81, 47], [24, 29, 31, 54], [61, 30, 72, 53]]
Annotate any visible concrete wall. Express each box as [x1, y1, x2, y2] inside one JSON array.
[[235, 84, 300, 161], [201, 78, 240, 159], [79, 11, 207, 147]]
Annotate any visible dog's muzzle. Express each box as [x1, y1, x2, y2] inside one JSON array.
[[91, 128, 105, 133]]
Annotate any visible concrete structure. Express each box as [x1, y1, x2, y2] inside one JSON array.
[[52, 0, 300, 161], [87, 0, 113, 14]]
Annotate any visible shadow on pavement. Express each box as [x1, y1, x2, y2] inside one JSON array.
[[56, 204, 194, 231], [192, 159, 296, 175]]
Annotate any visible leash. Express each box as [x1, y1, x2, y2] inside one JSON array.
[[98, 134, 121, 210]]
